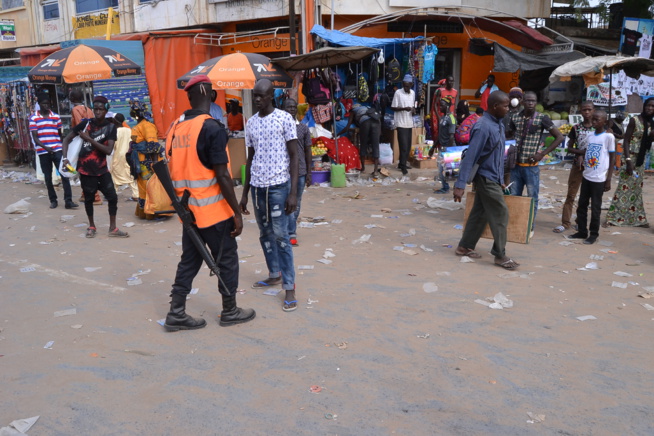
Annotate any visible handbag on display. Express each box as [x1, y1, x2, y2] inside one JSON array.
[[312, 102, 332, 124]]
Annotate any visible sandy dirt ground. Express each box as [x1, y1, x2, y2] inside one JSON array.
[[1, 163, 653, 436]]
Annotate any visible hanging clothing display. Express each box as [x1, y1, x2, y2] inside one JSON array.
[[639, 34, 652, 59], [422, 43, 437, 83], [622, 29, 642, 56]]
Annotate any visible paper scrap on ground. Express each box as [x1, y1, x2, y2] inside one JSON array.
[[317, 259, 332, 265], [124, 222, 135, 228], [614, 271, 633, 277], [426, 197, 464, 210], [477, 292, 513, 309], [526, 412, 545, 424], [156, 319, 165, 326], [423, 282, 438, 293], [70, 324, 83, 329], [20, 267, 36, 273], [0, 416, 39, 435], [578, 262, 599, 271], [498, 271, 534, 279], [611, 281, 628, 289], [352, 234, 371, 244], [127, 277, 142, 286], [419, 245, 433, 252], [190, 288, 199, 295], [460, 256, 475, 263], [54, 308, 77, 317], [298, 265, 314, 270], [44, 341, 54, 349], [641, 303, 654, 311], [323, 250, 336, 258], [589, 254, 604, 261], [263, 288, 281, 296], [488, 292, 513, 309], [84, 267, 102, 272], [576, 315, 597, 321]]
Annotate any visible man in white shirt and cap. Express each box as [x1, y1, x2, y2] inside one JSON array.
[[391, 74, 416, 175]]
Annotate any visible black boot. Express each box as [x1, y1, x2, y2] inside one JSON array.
[[164, 294, 207, 332], [219, 294, 256, 327]]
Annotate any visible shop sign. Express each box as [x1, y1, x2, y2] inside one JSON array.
[[0, 20, 16, 42], [523, 43, 574, 55], [225, 34, 291, 54], [586, 82, 628, 107], [72, 10, 120, 39]]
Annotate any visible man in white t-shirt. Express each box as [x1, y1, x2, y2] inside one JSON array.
[[569, 109, 615, 245], [240, 79, 300, 312], [391, 74, 416, 175]]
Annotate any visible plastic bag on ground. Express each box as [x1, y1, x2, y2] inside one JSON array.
[[4, 199, 30, 214]]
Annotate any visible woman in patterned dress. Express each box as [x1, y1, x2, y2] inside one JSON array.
[[605, 98, 654, 227], [130, 107, 164, 220]]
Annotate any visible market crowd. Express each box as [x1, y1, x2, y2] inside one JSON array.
[[28, 70, 653, 330]]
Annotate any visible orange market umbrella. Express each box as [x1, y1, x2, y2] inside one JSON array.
[[28, 44, 141, 84], [177, 53, 293, 90]]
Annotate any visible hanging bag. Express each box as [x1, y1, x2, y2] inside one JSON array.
[[302, 70, 330, 105], [387, 57, 401, 82], [312, 102, 333, 124], [358, 73, 369, 103]]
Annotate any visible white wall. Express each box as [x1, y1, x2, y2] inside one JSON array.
[[132, 0, 210, 32], [334, 0, 550, 19]]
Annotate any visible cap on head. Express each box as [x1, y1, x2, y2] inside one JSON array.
[[403, 74, 413, 83], [93, 95, 108, 105], [508, 87, 523, 99], [184, 74, 212, 92]]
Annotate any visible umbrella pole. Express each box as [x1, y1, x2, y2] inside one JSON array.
[[608, 69, 612, 120], [332, 66, 339, 165]]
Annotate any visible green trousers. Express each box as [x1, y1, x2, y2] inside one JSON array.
[[459, 175, 508, 258]]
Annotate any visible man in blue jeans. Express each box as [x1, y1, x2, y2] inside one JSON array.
[[283, 98, 312, 246], [240, 79, 299, 312], [507, 91, 563, 230], [29, 93, 78, 210]]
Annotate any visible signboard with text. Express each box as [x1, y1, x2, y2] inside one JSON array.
[[586, 82, 628, 107], [72, 10, 120, 39], [0, 20, 16, 42]]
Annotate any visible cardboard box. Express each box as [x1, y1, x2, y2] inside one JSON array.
[[462, 191, 534, 244], [409, 157, 438, 169], [382, 127, 425, 164], [226, 137, 247, 179]]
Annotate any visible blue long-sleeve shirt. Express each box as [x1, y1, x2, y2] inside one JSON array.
[[454, 112, 505, 190]]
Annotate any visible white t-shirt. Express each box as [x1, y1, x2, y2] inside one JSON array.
[[392, 89, 415, 129], [583, 131, 615, 183], [639, 34, 652, 59], [245, 108, 298, 188]]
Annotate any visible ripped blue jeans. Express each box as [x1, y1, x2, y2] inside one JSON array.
[[252, 180, 295, 291]]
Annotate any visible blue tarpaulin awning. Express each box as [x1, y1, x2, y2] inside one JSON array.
[[0, 66, 31, 84], [310, 25, 423, 48]]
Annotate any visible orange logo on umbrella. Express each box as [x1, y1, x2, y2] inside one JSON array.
[[40, 58, 65, 68], [191, 65, 209, 74], [104, 54, 125, 63]]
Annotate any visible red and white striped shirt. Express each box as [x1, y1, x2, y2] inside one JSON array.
[[29, 111, 62, 155]]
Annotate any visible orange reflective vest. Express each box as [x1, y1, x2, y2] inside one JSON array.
[[166, 114, 233, 228]]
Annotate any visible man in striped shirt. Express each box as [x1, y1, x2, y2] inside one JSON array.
[[29, 93, 78, 209]]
